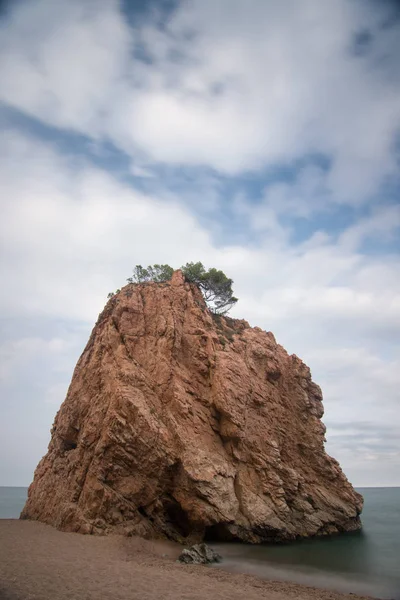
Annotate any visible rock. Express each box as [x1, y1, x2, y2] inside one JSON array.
[[178, 543, 222, 564], [21, 271, 363, 542]]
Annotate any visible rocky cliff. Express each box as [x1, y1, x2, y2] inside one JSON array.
[[21, 271, 363, 542]]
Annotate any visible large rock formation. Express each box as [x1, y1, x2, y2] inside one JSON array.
[[21, 271, 363, 542]]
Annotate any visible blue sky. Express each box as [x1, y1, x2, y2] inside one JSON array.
[[0, 0, 399, 487]]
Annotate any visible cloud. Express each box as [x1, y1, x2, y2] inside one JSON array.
[[339, 204, 400, 251], [0, 129, 216, 321], [0, 0, 131, 134], [1, 128, 399, 335], [0, 336, 71, 383], [1, 0, 399, 203], [326, 421, 400, 488]]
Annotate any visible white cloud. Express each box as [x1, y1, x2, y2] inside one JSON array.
[[0, 130, 216, 321], [0, 336, 76, 383], [339, 204, 400, 250], [1, 0, 399, 204], [2, 130, 398, 336], [0, 0, 131, 134], [130, 164, 156, 178]]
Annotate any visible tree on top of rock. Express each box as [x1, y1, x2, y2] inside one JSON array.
[[181, 262, 238, 315], [125, 262, 238, 315], [127, 264, 174, 284]]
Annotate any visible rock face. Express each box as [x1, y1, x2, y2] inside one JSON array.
[[21, 270, 363, 542]]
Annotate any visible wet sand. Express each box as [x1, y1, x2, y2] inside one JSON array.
[[0, 520, 375, 600]]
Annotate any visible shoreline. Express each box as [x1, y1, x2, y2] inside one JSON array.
[[0, 520, 379, 600]]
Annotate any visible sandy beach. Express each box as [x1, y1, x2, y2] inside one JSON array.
[[0, 520, 376, 600]]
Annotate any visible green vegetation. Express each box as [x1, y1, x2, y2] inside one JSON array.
[[108, 262, 238, 315], [127, 264, 174, 284], [181, 262, 238, 315]]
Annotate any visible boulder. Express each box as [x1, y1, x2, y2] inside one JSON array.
[[178, 543, 222, 564], [21, 270, 363, 542]]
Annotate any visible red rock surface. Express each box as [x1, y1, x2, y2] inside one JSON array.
[[21, 271, 363, 542]]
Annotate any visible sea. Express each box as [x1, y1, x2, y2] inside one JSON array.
[[1, 486, 399, 599]]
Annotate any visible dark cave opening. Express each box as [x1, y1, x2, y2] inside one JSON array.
[[61, 439, 77, 452], [204, 523, 242, 542], [164, 499, 193, 538]]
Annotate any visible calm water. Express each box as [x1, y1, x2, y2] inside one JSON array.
[[1, 486, 399, 598], [211, 488, 400, 599], [0, 486, 27, 518]]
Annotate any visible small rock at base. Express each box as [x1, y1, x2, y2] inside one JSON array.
[[178, 543, 222, 564]]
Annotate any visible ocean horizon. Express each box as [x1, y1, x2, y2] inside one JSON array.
[[1, 486, 399, 599]]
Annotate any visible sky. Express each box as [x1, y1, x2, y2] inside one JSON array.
[[0, 0, 399, 488]]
